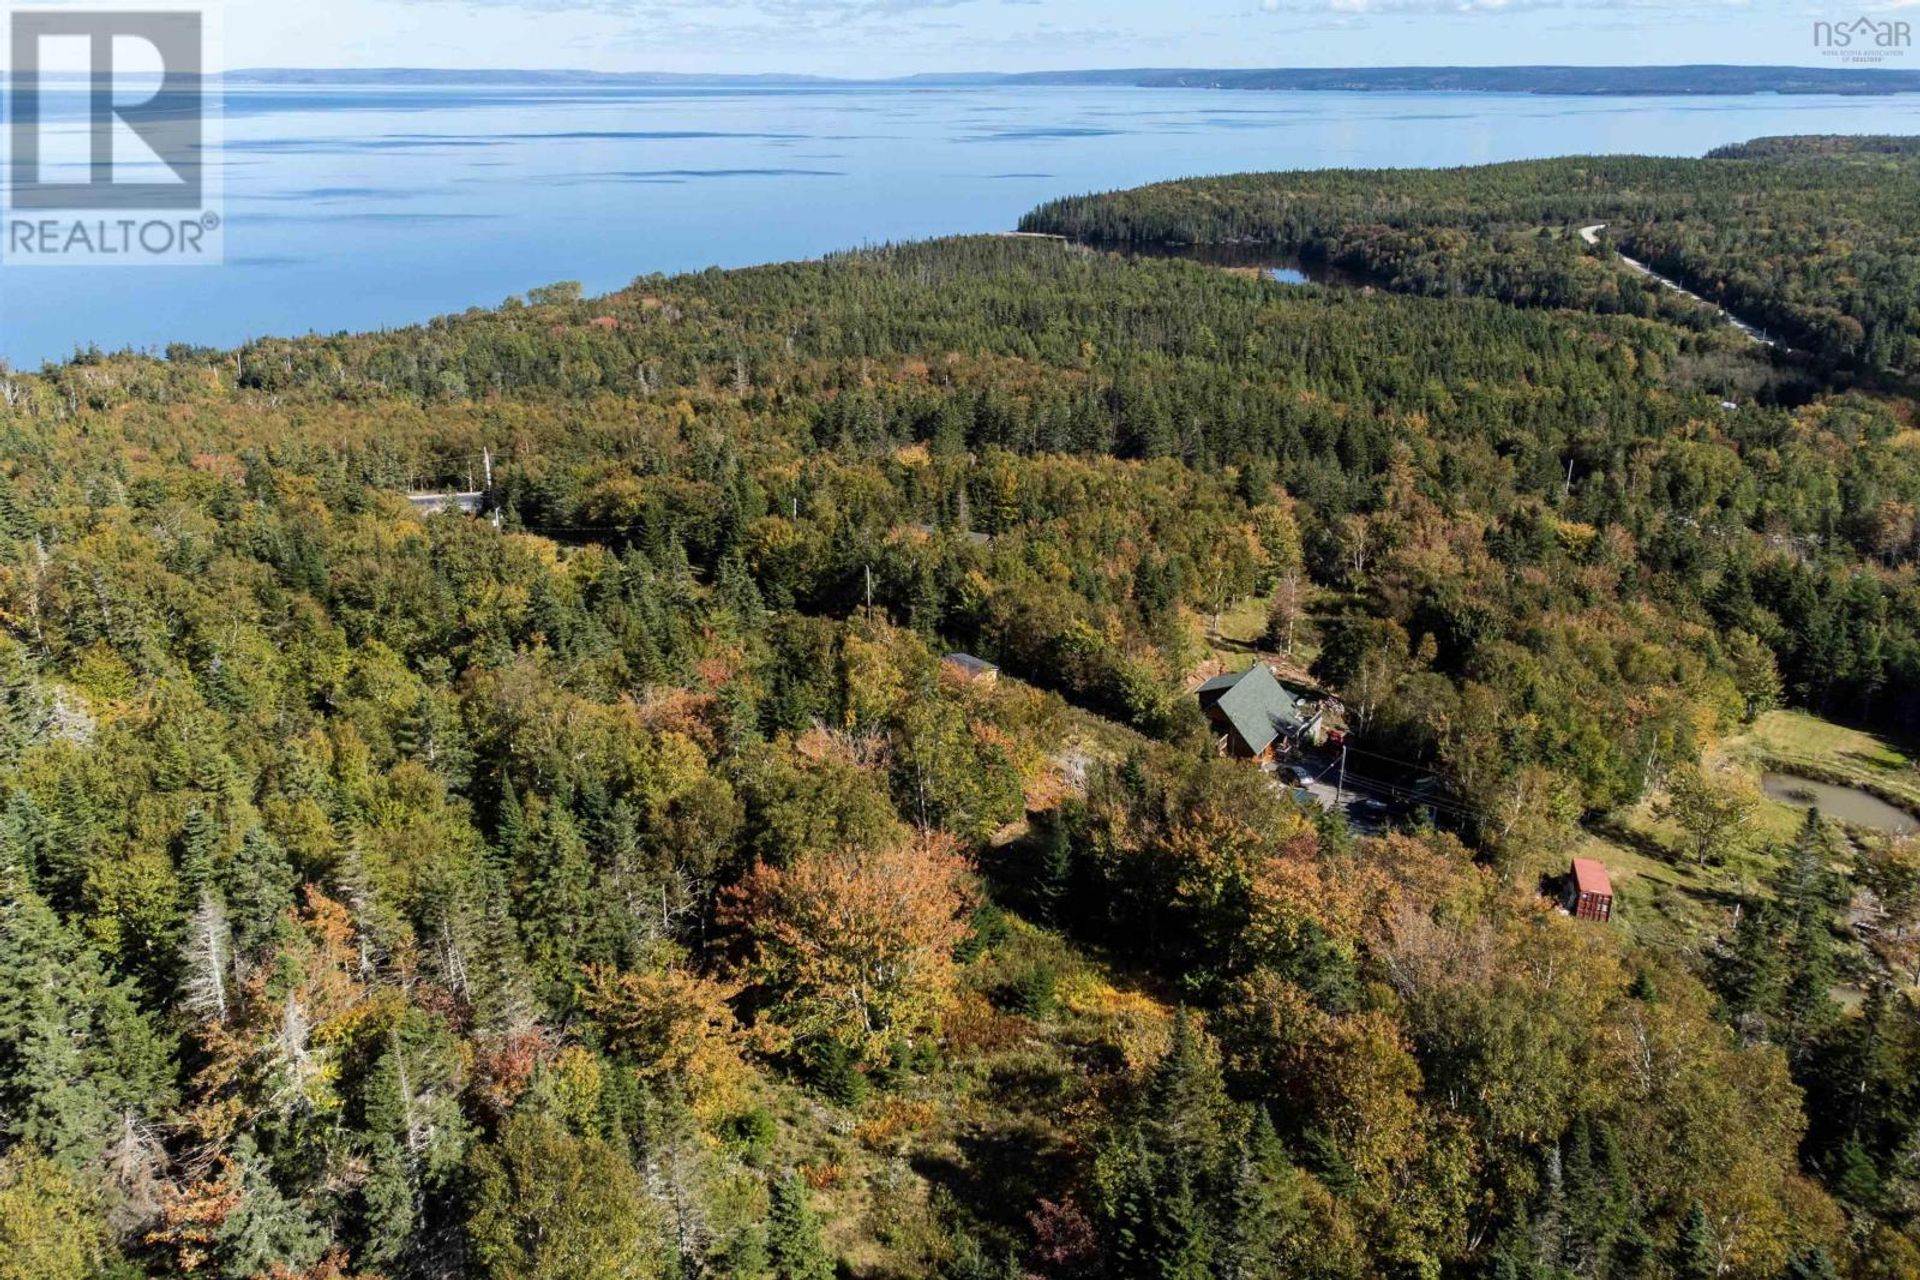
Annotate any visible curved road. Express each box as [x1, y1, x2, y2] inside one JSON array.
[[1578, 223, 1783, 349]]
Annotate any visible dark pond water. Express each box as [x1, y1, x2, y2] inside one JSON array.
[[1762, 772, 1918, 835]]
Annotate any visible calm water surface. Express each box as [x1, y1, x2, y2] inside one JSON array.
[[1, 83, 1913, 367], [1762, 772, 1919, 835]]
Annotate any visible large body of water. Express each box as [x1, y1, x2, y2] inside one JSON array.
[[1, 83, 1914, 368]]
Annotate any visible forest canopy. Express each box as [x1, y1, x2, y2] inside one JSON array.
[[1020, 136, 1920, 373], [1, 137, 1919, 1280]]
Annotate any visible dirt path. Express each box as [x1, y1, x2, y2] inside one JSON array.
[[1579, 223, 1784, 349]]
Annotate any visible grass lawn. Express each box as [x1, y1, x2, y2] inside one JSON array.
[[1198, 593, 1322, 690], [1204, 595, 1269, 664], [1575, 814, 1761, 951], [1727, 709, 1920, 812]]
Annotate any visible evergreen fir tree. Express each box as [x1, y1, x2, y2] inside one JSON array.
[[222, 827, 296, 958], [1031, 807, 1076, 926], [0, 789, 53, 889], [1104, 1129, 1160, 1280], [1608, 1219, 1658, 1280], [1666, 1202, 1715, 1280], [1152, 1163, 1213, 1280], [358, 1138, 415, 1272], [1484, 1204, 1535, 1280], [767, 1173, 834, 1280], [1217, 1106, 1304, 1280], [0, 638, 46, 762], [356, 1043, 419, 1270], [1298, 1127, 1361, 1200], [716, 549, 767, 638], [1144, 1009, 1232, 1197], [524, 803, 593, 1004], [1720, 901, 1783, 1034], [493, 777, 528, 873], [177, 805, 221, 900], [1783, 1247, 1841, 1280], [1715, 808, 1844, 1061], [217, 1137, 327, 1280], [0, 870, 111, 1164]]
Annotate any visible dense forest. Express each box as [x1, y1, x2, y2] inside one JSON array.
[[5, 139, 1920, 1280], [1021, 137, 1920, 374]]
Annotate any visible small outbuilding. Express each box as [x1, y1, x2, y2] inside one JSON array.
[[1565, 858, 1614, 923], [942, 653, 999, 686], [1196, 663, 1315, 761]]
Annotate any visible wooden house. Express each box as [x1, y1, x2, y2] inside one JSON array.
[[1195, 664, 1316, 761]]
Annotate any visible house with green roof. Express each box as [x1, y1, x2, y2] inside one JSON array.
[[1195, 663, 1318, 761]]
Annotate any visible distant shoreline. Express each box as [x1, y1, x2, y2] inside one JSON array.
[[216, 65, 1920, 96]]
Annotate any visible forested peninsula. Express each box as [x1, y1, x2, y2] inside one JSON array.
[[5, 137, 1920, 1280], [1022, 136, 1920, 374]]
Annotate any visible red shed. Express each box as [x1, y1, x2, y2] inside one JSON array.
[[1566, 858, 1614, 922]]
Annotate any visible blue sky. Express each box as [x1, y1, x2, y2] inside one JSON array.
[[82, 0, 1920, 74]]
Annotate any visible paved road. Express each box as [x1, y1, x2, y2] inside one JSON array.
[[1578, 223, 1784, 349]]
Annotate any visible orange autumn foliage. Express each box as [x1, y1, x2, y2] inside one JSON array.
[[146, 1155, 243, 1274], [579, 963, 752, 1115], [719, 829, 975, 1060]]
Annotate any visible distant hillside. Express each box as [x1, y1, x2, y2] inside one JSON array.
[[222, 64, 1920, 95], [1006, 64, 1920, 95], [1021, 134, 1920, 370], [221, 67, 836, 85]]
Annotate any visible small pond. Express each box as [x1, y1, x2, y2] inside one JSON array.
[[1116, 241, 1368, 288], [1761, 772, 1918, 835]]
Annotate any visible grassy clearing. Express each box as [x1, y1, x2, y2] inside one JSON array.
[[1196, 593, 1323, 692], [1569, 829, 1717, 951], [1586, 711, 1920, 952], [1727, 709, 1920, 812]]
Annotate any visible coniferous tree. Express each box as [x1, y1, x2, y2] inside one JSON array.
[[1217, 1106, 1306, 1280], [1154, 1164, 1214, 1280], [524, 802, 593, 1004], [1030, 807, 1076, 926], [222, 827, 296, 959], [1144, 1009, 1233, 1193], [0, 790, 56, 899], [1609, 1219, 1658, 1280], [0, 639, 46, 762], [176, 804, 221, 899], [767, 1174, 834, 1280], [1667, 1203, 1715, 1280], [216, 1137, 328, 1280], [1776, 811, 1841, 1055], [1103, 1130, 1160, 1280], [1720, 901, 1783, 1034], [1783, 1248, 1841, 1280], [0, 866, 163, 1170]]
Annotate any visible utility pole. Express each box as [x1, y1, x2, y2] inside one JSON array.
[[1335, 740, 1349, 808], [483, 447, 501, 530]]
